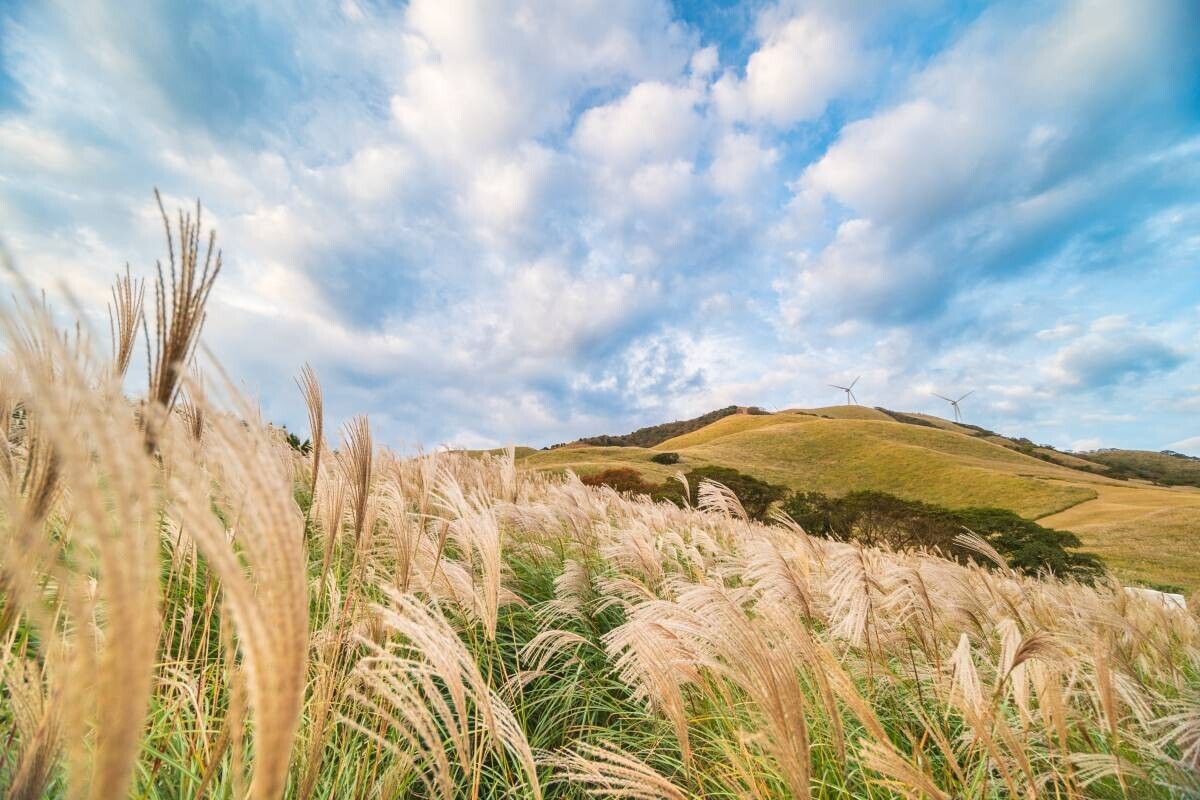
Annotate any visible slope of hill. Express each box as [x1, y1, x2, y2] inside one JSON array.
[[1039, 484, 1200, 591], [653, 411, 812, 449], [520, 407, 1200, 591], [547, 405, 768, 449], [1073, 448, 1200, 487], [785, 404, 894, 421]]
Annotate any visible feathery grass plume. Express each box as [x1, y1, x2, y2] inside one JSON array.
[[338, 414, 373, 549], [859, 739, 952, 800], [536, 557, 594, 623], [825, 545, 885, 651], [161, 377, 308, 800], [177, 380, 206, 443], [543, 740, 688, 800], [696, 478, 748, 520], [1, 297, 160, 800], [143, 189, 221, 450], [432, 469, 508, 639], [1156, 692, 1200, 777], [602, 602, 701, 767], [948, 632, 985, 718], [297, 363, 324, 500], [0, 384, 15, 486], [1068, 752, 1148, 788], [315, 470, 348, 593], [107, 263, 144, 380], [740, 535, 818, 622], [3, 655, 63, 800], [343, 588, 543, 800], [499, 443, 517, 501], [519, 628, 598, 674], [678, 583, 814, 799], [953, 529, 1011, 573]]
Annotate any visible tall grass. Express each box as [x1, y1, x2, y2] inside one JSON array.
[[2, 209, 1198, 798]]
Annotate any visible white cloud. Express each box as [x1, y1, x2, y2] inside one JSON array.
[[778, 218, 944, 325], [1044, 317, 1186, 389], [0, 121, 81, 173], [391, 0, 692, 161], [688, 45, 719, 80], [628, 160, 696, 210], [801, 0, 1190, 236], [573, 81, 704, 168], [335, 146, 416, 205], [783, 0, 1198, 327], [462, 143, 561, 243], [803, 96, 1011, 236], [709, 132, 779, 196], [460, 259, 660, 369], [1035, 323, 1081, 341], [715, 13, 866, 126]]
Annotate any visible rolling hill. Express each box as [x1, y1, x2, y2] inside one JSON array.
[[1072, 448, 1200, 487], [520, 407, 1200, 592]]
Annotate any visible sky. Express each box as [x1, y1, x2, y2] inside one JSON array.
[[1, 0, 1198, 454]]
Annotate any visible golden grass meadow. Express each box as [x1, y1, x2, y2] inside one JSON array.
[[2, 203, 1198, 800]]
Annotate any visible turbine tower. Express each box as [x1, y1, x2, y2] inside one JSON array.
[[830, 376, 860, 405], [933, 390, 973, 423]]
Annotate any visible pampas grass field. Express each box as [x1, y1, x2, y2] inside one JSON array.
[[2, 204, 1198, 798]]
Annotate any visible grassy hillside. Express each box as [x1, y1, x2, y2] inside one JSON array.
[[523, 408, 1200, 590], [785, 404, 894, 421], [549, 404, 767, 449], [1074, 448, 1200, 487], [526, 413, 1100, 516], [654, 411, 814, 449], [674, 420, 1097, 517], [1040, 484, 1200, 592]]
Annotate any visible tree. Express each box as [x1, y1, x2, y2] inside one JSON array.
[[954, 507, 1104, 579], [284, 430, 312, 455], [650, 452, 680, 465], [681, 466, 787, 521], [779, 489, 1104, 581]]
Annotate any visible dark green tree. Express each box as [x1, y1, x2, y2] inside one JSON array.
[[779, 490, 1104, 581], [954, 507, 1104, 579], [681, 466, 787, 521]]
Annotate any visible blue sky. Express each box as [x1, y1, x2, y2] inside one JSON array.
[[1, 0, 1198, 454]]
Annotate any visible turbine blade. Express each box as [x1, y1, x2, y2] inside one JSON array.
[[849, 375, 860, 389], [957, 390, 974, 402], [829, 384, 847, 390], [932, 393, 952, 402]]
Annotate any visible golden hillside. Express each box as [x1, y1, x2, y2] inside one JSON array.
[[523, 408, 1200, 590]]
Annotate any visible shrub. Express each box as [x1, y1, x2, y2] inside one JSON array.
[[780, 490, 1104, 581], [650, 451, 680, 465], [954, 507, 1104, 579], [679, 466, 787, 521], [284, 430, 312, 455], [580, 467, 656, 494]]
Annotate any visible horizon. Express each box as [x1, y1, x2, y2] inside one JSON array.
[[1, 0, 1198, 454]]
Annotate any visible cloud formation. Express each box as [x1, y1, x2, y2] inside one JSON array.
[[0, 0, 1197, 454]]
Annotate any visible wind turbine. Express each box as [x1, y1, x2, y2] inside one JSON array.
[[830, 376, 860, 405], [933, 390, 973, 423]]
